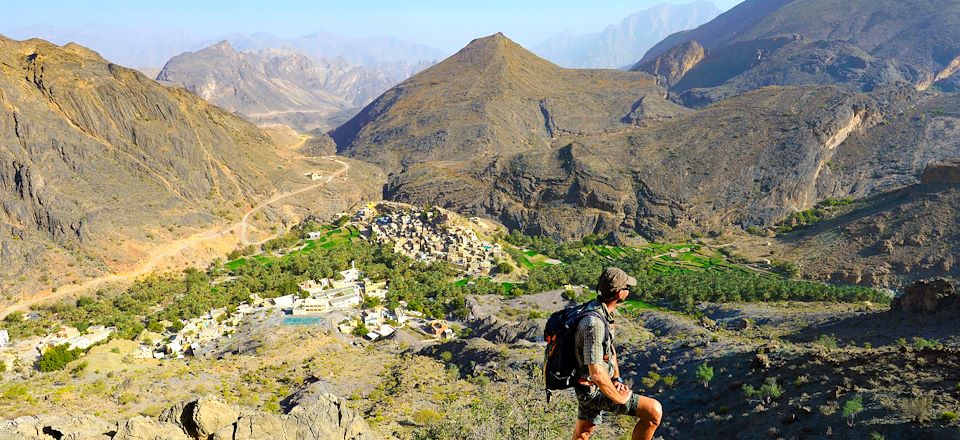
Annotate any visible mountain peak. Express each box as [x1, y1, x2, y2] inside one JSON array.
[[209, 40, 235, 52]]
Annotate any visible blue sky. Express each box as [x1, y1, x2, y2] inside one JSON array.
[[1, 0, 743, 52]]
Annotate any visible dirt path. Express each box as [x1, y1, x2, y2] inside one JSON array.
[[1, 157, 349, 318], [240, 157, 350, 245]]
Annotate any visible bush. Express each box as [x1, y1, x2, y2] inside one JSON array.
[[38, 344, 82, 372], [412, 409, 443, 426], [900, 393, 934, 423], [816, 334, 838, 351], [843, 396, 864, 426], [661, 375, 678, 388], [695, 363, 714, 388], [941, 411, 958, 423], [743, 377, 782, 405]]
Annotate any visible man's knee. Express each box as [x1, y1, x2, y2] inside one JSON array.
[[572, 420, 597, 440], [636, 396, 663, 426]]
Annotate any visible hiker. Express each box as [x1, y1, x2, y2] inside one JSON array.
[[571, 267, 662, 440]]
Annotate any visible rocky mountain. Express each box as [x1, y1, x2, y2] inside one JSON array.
[[533, 1, 721, 68], [351, 36, 958, 244], [224, 31, 444, 66], [0, 36, 287, 299], [635, 0, 960, 106], [782, 158, 960, 288], [157, 41, 426, 131], [332, 33, 684, 172], [331, 6, 960, 282]]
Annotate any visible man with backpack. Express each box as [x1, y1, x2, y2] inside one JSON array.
[[547, 267, 663, 440]]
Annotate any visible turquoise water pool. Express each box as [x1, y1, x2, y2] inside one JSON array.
[[282, 316, 322, 326]]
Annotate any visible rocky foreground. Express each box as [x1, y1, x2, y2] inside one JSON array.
[[1, 393, 378, 440]]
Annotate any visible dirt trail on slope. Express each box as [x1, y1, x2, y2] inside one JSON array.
[[0, 157, 349, 318]]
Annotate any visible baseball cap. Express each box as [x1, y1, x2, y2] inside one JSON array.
[[597, 267, 637, 298]]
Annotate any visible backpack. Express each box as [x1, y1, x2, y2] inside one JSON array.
[[542, 300, 611, 403]]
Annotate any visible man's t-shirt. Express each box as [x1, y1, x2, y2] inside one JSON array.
[[573, 300, 616, 382]]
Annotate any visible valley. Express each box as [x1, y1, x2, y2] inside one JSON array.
[[3, 0, 960, 438]]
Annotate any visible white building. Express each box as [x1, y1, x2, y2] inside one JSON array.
[[307, 231, 323, 240], [339, 261, 361, 284], [273, 295, 297, 309], [0, 329, 8, 348], [291, 298, 331, 315], [377, 324, 396, 338]]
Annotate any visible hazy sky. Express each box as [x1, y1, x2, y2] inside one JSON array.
[[1, 0, 743, 53]]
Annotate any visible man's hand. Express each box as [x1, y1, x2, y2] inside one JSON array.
[[587, 364, 632, 405]]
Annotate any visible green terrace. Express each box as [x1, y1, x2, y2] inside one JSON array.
[[226, 225, 362, 270]]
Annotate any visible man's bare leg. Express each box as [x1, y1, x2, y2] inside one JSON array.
[[572, 419, 597, 440], [632, 396, 663, 440]]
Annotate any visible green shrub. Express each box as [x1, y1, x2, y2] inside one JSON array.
[[695, 363, 714, 388], [412, 409, 443, 426], [941, 411, 958, 423], [816, 334, 838, 351], [744, 377, 782, 405], [38, 344, 82, 372], [661, 375, 678, 388], [843, 396, 864, 426]]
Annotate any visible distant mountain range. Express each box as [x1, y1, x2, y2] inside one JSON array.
[[157, 41, 431, 131], [0, 26, 444, 69], [533, 1, 721, 68], [221, 32, 445, 66]]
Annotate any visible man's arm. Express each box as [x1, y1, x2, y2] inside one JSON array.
[[587, 363, 632, 405], [611, 348, 621, 379]]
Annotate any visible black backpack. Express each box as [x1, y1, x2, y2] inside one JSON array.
[[543, 301, 610, 403]]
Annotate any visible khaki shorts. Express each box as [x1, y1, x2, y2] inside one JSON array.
[[575, 386, 641, 425]]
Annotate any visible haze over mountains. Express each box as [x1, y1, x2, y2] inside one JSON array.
[[533, 1, 721, 68], [1, 26, 444, 70], [156, 41, 429, 131]]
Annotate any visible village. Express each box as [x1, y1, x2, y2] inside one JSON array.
[[0, 203, 508, 372], [366, 204, 508, 275]]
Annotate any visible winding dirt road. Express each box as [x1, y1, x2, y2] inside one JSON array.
[[1, 157, 349, 318]]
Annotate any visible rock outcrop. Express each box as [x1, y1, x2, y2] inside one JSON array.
[[921, 158, 960, 185], [1, 394, 379, 440], [891, 279, 959, 314], [633, 40, 707, 88]]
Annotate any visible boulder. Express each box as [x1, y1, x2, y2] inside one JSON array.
[[891, 278, 959, 314], [113, 416, 190, 440], [192, 397, 240, 438], [920, 158, 960, 185], [0, 414, 112, 440]]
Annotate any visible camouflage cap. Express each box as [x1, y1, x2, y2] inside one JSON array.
[[597, 267, 637, 298]]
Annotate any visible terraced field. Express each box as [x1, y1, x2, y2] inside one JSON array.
[[225, 225, 362, 269]]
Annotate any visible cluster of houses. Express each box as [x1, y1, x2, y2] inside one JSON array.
[[369, 207, 507, 275]]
